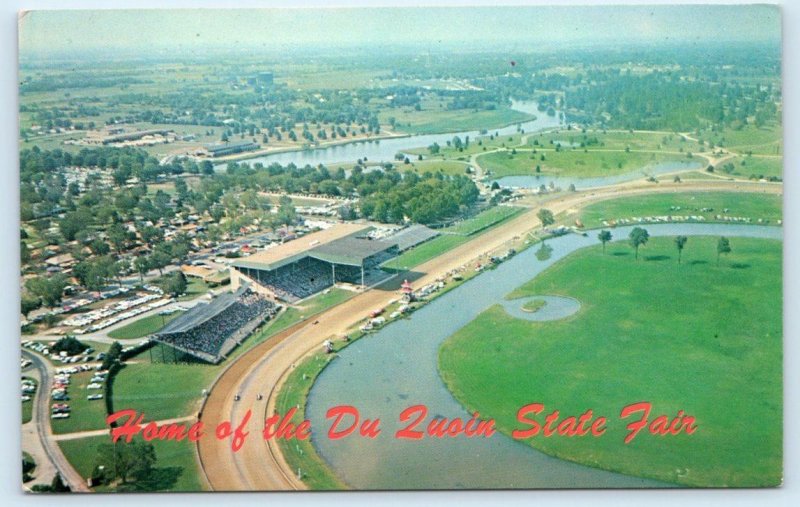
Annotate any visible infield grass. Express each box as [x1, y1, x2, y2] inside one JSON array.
[[439, 236, 782, 487]]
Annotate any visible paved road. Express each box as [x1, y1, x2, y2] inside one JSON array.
[[22, 350, 90, 492], [197, 178, 782, 491]]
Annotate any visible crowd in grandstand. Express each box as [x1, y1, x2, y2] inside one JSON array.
[[257, 258, 334, 302], [158, 289, 278, 358]]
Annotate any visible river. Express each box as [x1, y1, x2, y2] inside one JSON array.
[[218, 102, 704, 190], [218, 101, 562, 169], [305, 223, 782, 490]]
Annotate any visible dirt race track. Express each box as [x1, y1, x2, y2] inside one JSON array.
[[197, 178, 782, 491]]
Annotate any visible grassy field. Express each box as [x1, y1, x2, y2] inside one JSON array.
[[529, 129, 688, 152], [443, 206, 524, 235], [382, 234, 469, 271], [576, 192, 782, 229], [22, 377, 37, 424], [735, 156, 783, 179], [58, 435, 205, 492], [107, 311, 185, 340], [111, 362, 218, 421], [386, 107, 534, 135], [51, 371, 109, 434], [478, 149, 686, 178], [404, 159, 472, 177], [705, 124, 782, 156], [439, 236, 782, 487], [178, 279, 211, 301]]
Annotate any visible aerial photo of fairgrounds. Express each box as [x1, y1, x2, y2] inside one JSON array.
[[19, 5, 782, 492]]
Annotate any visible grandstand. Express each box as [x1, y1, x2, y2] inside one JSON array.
[[151, 285, 279, 364], [231, 224, 400, 303]]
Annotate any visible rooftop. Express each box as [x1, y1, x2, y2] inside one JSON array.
[[232, 223, 371, 271]]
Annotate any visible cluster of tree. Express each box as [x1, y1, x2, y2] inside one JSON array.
[[359, 171, 478, 224], [91, 441, 157, 488], [29, 473, 70, 493], [157, 271, 188, 298], [51, 336, 89, 356]]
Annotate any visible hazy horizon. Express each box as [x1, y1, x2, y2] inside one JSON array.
[[19, 5, 781, 59]]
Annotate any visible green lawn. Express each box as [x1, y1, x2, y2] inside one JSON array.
[[111, 362, 218, 421], [297, 287, 353, 315], [735, 156, 783, 179], [706, 124, 782, 156], [576, 192, 782, 229], [108, 311, 185, 340], [58, 435, 205, 492], [443, 206, 524, 236], [51, 371, 110, 434], [404, 159, 472, 177], [178, 278, 211, 301], [382, 234, 469, 271], [478, 149, 687, 178], [439, 236, 782, 487], [386, 107, 534, 135], [529, 130, 687, 152]]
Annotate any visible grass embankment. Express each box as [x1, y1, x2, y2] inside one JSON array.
[[383, 206, 527, 270], [479, 149, 688, 178], [575, 192, 782, 229], [58, 435, 205, 492], [274, 350, 351, 490], [439, 236, 782, 487], [107, 311, 185, 340], [442, 206, 524, 236]]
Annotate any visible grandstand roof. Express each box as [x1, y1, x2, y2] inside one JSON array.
[[309, 237, 398, 267], [157, 286, 247, 335], [390, 224, 440, 252], [232, 224, 371, 271]]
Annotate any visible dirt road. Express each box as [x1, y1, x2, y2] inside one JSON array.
[[197, 178, 782, 491]]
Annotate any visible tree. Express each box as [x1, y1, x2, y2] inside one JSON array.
[[717, 236, 731, 266], [537, 208, 555, 230], [95, 440, 156, 485], [277, 195, 297, 225], [25, 274, 68, 308], [629, 227, 649, 260], [102, 341, 123, 371], [159, 271, 187, 297], [134, 256, 151, 283], [148, 250, 171, 276], [598, 230, 612, 254], [21, 295, 42, 317], [675, 236, 688, 264]]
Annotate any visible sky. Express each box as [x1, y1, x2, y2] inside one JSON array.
[[18, 4, 781, 57]]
